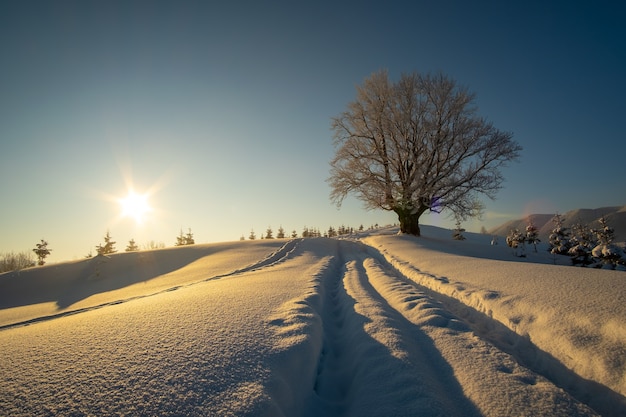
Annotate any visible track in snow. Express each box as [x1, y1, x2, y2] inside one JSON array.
[[304, 239, 601, 417], [307, 240, 479, 416]]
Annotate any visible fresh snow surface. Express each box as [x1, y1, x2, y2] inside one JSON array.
[[1, 227, 625, 416]]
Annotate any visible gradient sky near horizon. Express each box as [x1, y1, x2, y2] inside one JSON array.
[[1, 1, 625, 262]]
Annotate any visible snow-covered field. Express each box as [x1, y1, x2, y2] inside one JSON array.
[[1, 226, 625, 416]]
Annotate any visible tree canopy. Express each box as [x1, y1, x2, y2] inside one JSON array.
[[328, 70, 522, 235]]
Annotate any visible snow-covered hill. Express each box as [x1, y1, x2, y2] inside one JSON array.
[[489, 205, 626, 243], [1, 227, 624, 416]]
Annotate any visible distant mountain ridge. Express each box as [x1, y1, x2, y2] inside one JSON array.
[[488, 205, 626, 243]]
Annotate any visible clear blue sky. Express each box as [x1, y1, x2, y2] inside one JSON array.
[[1, 1, 624, 261]]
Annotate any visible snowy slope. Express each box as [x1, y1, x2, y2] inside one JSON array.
[[1, 228, 624, 416], [0, 240, 287, 328]]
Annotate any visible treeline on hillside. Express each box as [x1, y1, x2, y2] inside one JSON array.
[[85, 228, 196, 258], [1, 224, 383, 273], [241, 224, 379, 241]]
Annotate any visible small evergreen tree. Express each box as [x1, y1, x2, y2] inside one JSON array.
[[276, 226, 285, 239], [249, 229, 256, 240], [96, 231, 117, 255], [175, 229, 186, 246], [548, 213, 571, 256], [452, 220, 466, 240], [525, 219, 540, 252], [302, 226, 310, 238], [291, 230, 298, 238], [591, 216, 624, 269], [185, 228, 195, 245], [33, 239, 51, 265], [265, 226, 273, 239], [328, 226, 337, 238], [175, 228, 195, 246], [126, 239, 139, 252]]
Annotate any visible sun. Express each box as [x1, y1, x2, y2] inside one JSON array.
[[119, 191, 152, 224]]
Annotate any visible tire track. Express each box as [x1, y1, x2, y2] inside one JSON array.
[[308, 239, 598, 416], [307, 240, 479, 417]]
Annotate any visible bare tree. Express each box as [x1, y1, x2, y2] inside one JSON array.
[[1, 251, 35, 272], [328, 70, 521, 235], [143, 240, 165, 250]]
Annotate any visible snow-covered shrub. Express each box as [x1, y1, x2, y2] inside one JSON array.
[[568, 223, 597, 267], [506, 228, 526, 257], [592, 244, 624, 269]]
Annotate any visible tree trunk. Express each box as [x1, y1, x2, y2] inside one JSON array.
[[395, 207, 422, 236]]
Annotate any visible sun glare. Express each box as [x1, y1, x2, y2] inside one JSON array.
[[119, 191, 152, 224]]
